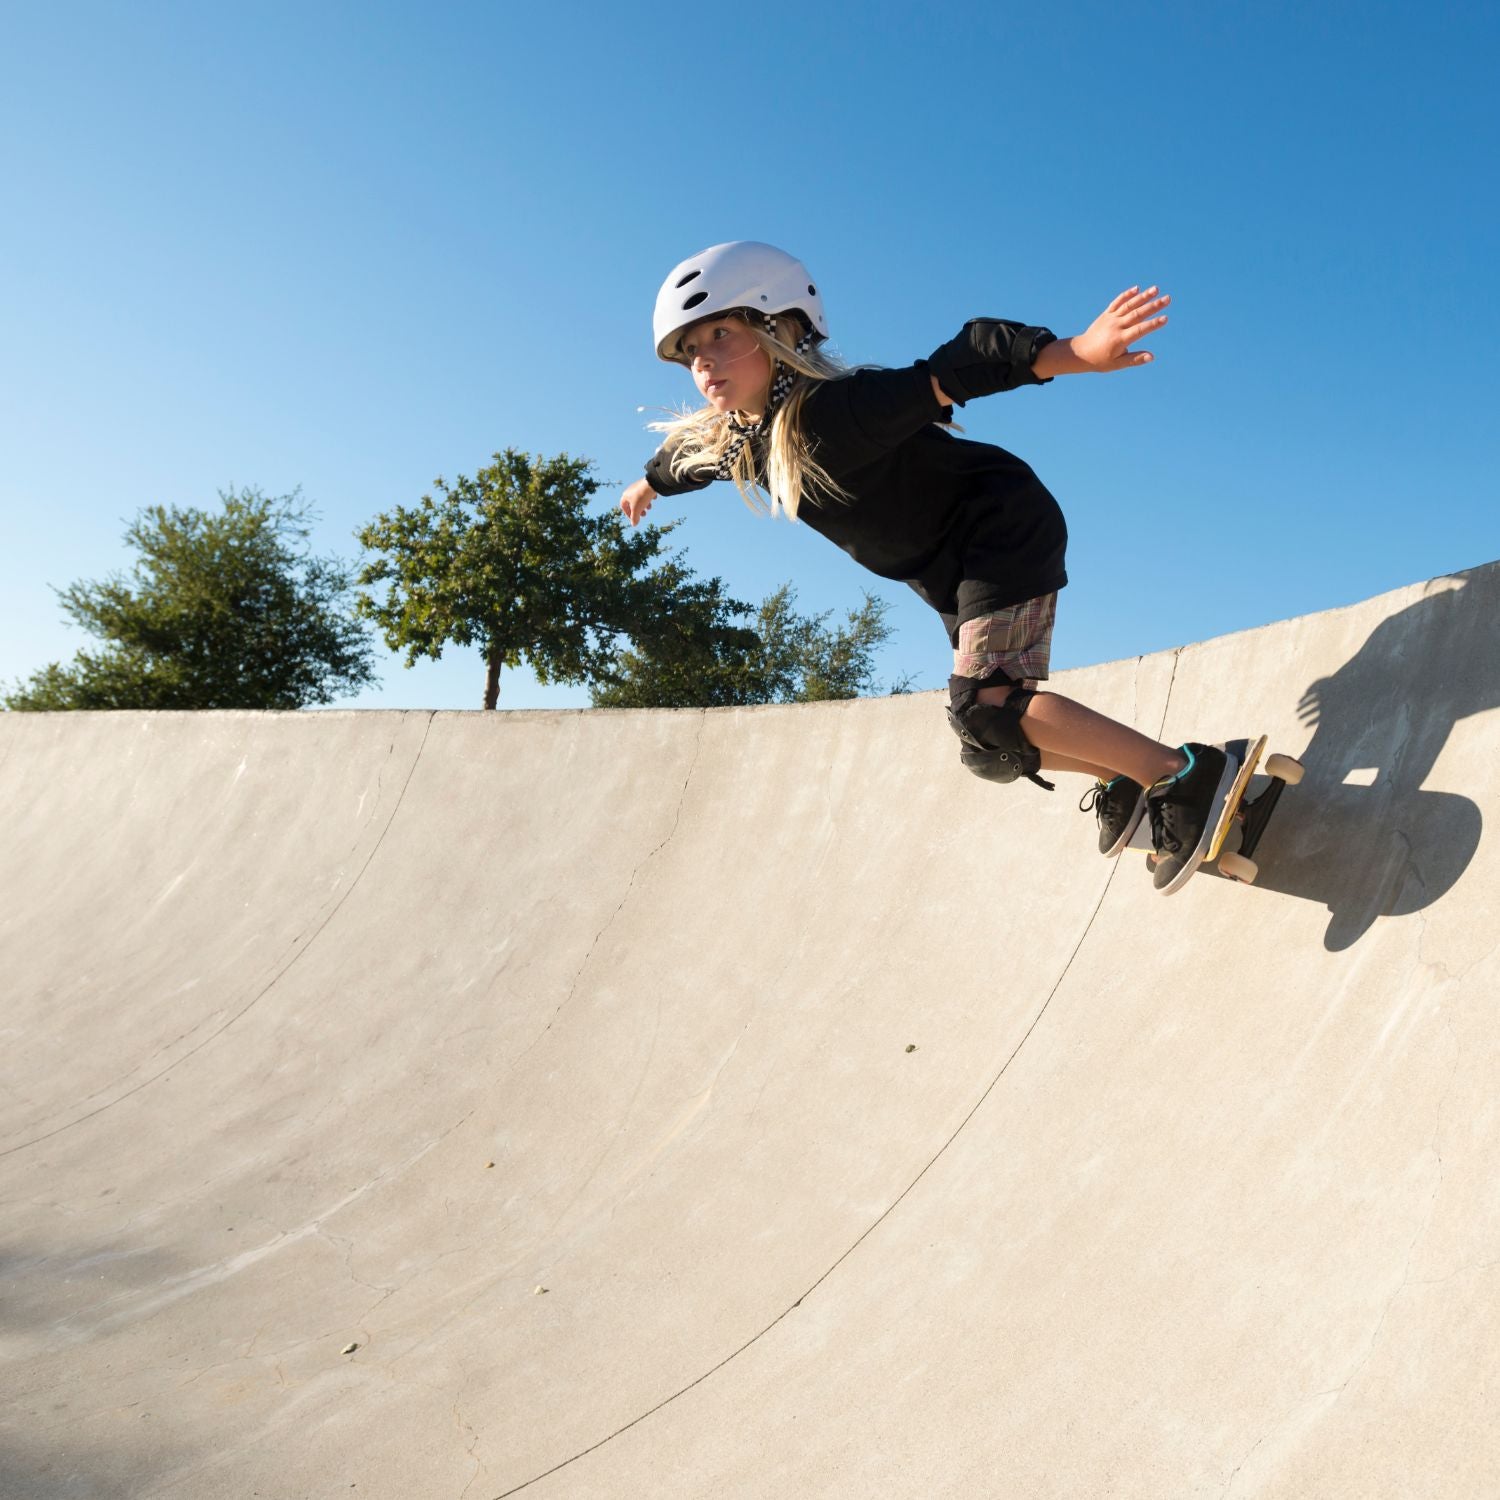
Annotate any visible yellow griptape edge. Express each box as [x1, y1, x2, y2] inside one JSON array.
[[1207, 735, 1268, 861]]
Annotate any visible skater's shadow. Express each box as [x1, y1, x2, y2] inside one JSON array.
[[1247, 564, 1498, 950]]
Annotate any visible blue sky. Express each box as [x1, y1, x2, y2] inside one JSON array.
[[3, 1, 1496, 711]]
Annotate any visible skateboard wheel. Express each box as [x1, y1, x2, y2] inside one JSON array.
[[1219, 851, 1258, 883], [1264, 754, 1304, 785]]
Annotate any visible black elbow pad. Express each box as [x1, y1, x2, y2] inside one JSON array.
[[926, 319, 1058, 406]]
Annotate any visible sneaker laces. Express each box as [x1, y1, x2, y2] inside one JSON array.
[[1078, 781, 1108, 815], [1147, 794, 1185, 856]]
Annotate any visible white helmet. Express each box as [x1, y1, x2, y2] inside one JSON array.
[[653, 241, 829, 364]]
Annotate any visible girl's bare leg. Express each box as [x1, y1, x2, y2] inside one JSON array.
[[978, 684, 1186, 787], [1038, 751, 1122, 781]]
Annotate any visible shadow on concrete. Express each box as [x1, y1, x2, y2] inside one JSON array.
[[0, 1450, 145, 1500], [1, 1239, 180, 1338], [1229, 566, 1497, 950], [1, 1241, 193, 1500]]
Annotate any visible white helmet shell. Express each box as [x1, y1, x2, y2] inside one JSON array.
[[653, 241, 828, 364]]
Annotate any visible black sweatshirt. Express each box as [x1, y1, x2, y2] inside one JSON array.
[[644, 319, 1070, 637]]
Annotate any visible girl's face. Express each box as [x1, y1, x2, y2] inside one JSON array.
[[679, 315, 773, 416]]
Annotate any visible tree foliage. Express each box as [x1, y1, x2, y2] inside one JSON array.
[[4, 489, 377, 711], [357, 449, 684, 709], [591, 582, 907, 709], [758, 585, 906, 702], [588, 563, 775, 709]]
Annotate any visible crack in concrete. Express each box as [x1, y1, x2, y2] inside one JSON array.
[[490, 720, 709, 1276], [0, 713, 438, 1162], [486, 689, 1153, 1498], [318, 1226, 401, 1301], [1219, 1387, 1342, 1500], [506, 711, 708, 1073], [455, 1388, 488, 1500]]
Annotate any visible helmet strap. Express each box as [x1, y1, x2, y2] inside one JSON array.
[[713, 312, 816, 481]]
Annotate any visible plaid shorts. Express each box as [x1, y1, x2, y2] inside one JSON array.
[[952, 593, 1057, 687]]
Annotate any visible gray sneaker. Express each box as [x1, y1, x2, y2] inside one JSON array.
[[1079, 776, 1148, 857], [1146, 744, 1239, 894]]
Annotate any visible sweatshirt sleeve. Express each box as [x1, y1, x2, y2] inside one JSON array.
[[925, 319, 1058, 407], [796, 363, 949, 472], [644, 443, 716, 496]]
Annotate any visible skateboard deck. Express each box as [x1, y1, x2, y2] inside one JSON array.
[[1130, 736, 1302, 885]]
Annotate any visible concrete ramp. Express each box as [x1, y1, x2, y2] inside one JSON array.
[[3, 564, 1498, 1498]]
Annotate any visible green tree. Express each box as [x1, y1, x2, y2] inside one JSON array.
[[757, 585, 906, 701], [4, 489, 377, 711], [356, 448, 684, 709], [588, 563, 779, 709], [591, 582, 908, 709]]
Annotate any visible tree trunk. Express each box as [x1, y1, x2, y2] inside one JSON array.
[[484, 645, 502, 710]]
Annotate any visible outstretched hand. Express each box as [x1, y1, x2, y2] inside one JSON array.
[[1068, 286, 1171, 372], [1297, 679, 1326, 728], [620, 478, 656, 526]]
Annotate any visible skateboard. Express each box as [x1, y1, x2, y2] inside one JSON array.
[[1130, 736, 1304, 884]]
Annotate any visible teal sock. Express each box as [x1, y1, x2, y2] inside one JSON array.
[[1151, 745, 1196, 790]]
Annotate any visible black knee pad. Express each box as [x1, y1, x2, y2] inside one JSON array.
[[947, 672, 1055, 791]]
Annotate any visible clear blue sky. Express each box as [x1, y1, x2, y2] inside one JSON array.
[[3, 1, 1496, 711]]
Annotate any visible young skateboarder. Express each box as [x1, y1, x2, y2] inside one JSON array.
[[620, 241, 1238, 892]]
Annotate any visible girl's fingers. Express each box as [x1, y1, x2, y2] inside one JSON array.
[[1105, 288, 1168, 334], [1122, 287, 1166, 316], [1122, 313, 1169, 340]]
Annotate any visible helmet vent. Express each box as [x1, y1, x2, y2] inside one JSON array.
[[808, 284, 816, 295], [675, 270, 702, 289], [682, 291, 708, 310]]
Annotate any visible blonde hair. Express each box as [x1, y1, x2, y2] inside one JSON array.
[[646, 312, 857, 522]]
